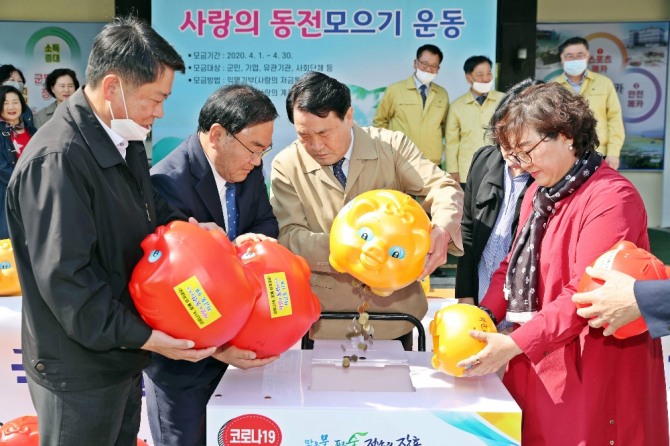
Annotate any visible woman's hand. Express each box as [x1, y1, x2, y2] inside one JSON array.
[[457, 331, 522, 376]]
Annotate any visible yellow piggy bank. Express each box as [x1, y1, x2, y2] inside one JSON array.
[[430, 304, 497, 377], [329, 189, 431, 296], [0, 239, 21, 296]]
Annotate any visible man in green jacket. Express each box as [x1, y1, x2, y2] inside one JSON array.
[[550, 36, 625, 170], [445, 55, 503, 184], [373, 44, 449, 167]]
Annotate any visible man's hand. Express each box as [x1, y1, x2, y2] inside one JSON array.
[[572, 267, 639, 336], [212, 344, 279, 370], [605, 155, 620, 170], [188, 216, 224, 233], [419, 225, 451, 280], [233, 233, 277, 246], [141, 330, 216, 362]]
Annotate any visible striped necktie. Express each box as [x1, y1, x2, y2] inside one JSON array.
[[332, 158, 347, 188]]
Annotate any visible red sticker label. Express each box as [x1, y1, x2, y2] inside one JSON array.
[[218, 414, 282, 446]]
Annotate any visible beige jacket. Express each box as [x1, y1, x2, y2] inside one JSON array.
[[270, 125, 463, 339]]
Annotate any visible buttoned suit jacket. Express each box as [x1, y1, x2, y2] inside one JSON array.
[[146, 133, 278, 387]]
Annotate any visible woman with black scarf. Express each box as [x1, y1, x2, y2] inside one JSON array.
[[457, 81, 667, 445]]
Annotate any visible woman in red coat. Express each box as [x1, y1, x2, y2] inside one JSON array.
[[458, 82, 668, 445]]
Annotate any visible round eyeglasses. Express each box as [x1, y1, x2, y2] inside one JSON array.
[[505, 135, 549, 165]]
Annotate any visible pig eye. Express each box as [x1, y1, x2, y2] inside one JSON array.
[[357, 227, 374, 241], [148, 250, 162, 263], [389, 246, 406, 259]]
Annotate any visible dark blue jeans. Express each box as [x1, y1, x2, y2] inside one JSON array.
[[27, 373, 142, 446]]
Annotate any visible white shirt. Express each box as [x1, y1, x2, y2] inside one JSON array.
[[203, 149, 233, 231], [94, 114, 128, 160], [332, 129, 354, 177]]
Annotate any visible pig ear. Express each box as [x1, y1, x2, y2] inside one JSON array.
[[345, 197, 377, 225]]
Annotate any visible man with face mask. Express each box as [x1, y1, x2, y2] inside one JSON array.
[[6, 17, 216, 446], [550, 37, 625, 170], [146, 84, 280, 446], [445, 55, 503, 185], [373, 44, 449, 166]]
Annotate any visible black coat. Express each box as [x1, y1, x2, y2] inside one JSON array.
[[455, 145, 533, 304], [6, 88, 185, 391]]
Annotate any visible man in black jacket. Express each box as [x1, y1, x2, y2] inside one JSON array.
[[6, 17, 215, 446], [455, 80, 539, 306]]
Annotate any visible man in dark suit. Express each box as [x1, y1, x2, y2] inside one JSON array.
[[573, 270, 670, 338], [146, 84, 280, 446]]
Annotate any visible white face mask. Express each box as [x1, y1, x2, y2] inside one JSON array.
[[472, 80, 494, 94], [563, 59, 588, 77], [109, 79, 151, 141], [415, 68, 436, 86], [3, 80, 24, 92]]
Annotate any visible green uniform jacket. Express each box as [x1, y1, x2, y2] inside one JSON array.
[[373, 75, 449, 165], [445, 90, 503, 181], [551, 71, 625, 157]]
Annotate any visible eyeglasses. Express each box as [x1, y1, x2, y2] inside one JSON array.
[[505, 135, 549, 165], [417, 59, 440, 71], [230, 132, 273, 159], [562, 52, 588, 61]]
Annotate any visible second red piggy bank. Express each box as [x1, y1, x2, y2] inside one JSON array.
[[230, 240, 321, 358]]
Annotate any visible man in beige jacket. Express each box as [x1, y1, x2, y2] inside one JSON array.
[[271, 72, 463, 350]]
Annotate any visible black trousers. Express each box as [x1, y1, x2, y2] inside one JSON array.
[[27, 373, 142, 446]]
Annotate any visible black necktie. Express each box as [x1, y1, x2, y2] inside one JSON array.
[[420, 85, 427, 107], [332, 158, 347, 188], [476, 95, 486, 105]]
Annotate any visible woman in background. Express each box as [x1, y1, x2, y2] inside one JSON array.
[[0, 85, 36, 238], [34, 68, 79, 128]]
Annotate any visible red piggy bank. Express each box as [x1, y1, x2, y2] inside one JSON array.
[[129, 221, 260, 348], [577, 240, 669, 339], [230, 240, 321, 358], [0, 416, 39, 445]]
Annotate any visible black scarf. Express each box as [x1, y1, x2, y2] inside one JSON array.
[[504, 149, 603, 323]]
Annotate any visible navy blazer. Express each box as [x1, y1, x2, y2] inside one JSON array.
[[150, 133, 278, 237], [635, 279, 670, 338], [146, 133, 279, 387]]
